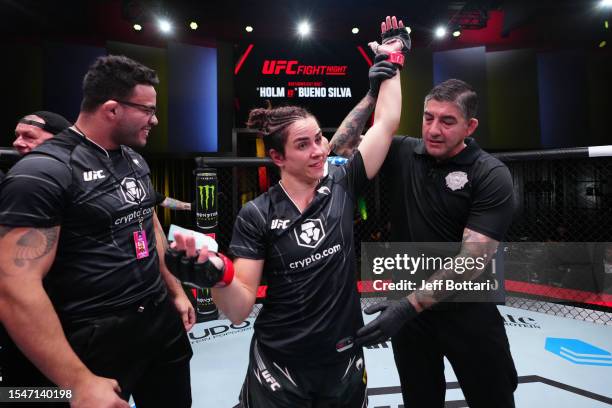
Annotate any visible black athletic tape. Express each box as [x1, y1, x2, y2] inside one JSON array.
[[165, 248, 225, 288]]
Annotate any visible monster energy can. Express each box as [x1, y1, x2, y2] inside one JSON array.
[[195, 169, 218, 230]]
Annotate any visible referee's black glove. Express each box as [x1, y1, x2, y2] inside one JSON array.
[[355, 298, 417, 347], [368, 54, 397, 97]]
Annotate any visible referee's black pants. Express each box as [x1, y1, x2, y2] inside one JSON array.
[[391, 303, 517, 408], [0, 292, 193, 408]]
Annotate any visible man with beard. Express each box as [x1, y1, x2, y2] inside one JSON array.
[[0, 55, 194, 408]]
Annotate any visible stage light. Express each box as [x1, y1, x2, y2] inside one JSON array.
[[352, 27, 359, 34], [245, 25, 254, 32], [599, 0, 612, 8], [599, 40, 607, 48], [158, 19, 172, 34], [298, 21, 311, 37], [435, 26, 447, 39], [133, 24, 142, 31], [190, 21, 198, 30], [452, 29, 461, 37], [605, 20, 609, 29]]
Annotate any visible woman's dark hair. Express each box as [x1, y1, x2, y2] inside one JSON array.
[[246, 105, 312, 155]]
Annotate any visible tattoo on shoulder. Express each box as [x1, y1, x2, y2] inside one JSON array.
[[14, 228, 59, 267]]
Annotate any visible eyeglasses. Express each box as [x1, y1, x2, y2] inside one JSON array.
[[115, 100, 157, 116]]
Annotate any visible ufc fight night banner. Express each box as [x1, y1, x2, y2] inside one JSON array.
[[195, 169, 218, 230], [234, 41, 370, 127]]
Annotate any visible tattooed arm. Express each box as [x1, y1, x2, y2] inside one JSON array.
[[153, 212, 195, 330], [408, 228, 499, 311], [160, 197, 191, 211], [0, 226, 128, 407], [329, 94, 376, 157], [355, 227, 499, 346]]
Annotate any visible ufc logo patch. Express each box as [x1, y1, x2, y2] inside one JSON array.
[[83, 170, 106, 181], [271, 219, 290, 230]]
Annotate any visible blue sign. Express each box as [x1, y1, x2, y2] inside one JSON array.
[[545, 338, 612, 366]]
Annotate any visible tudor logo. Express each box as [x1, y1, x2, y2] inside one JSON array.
[[294, 218, 326, 248], [83, 170, 105, 181], [119, 177, 147, 205], [445, 171, 469, 191]]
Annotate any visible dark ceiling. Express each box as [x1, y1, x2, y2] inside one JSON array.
[[1, 0, 610, 50]]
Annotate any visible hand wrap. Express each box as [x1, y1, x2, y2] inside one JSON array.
[[165, 249, 234, 289]]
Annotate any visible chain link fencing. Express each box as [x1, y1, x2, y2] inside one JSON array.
[[197, 148, 612, 325]]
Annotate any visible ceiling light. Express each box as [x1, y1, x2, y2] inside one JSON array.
[[298, 21, 311, 37], [189, 21, 198, 30], [245, 25, 253, 32], [133, 24, 142, 31], [599, 0, 612, 8], [158, 19, 172, 34], [352, 27, 359, 34], [435, 26, 447, 39], [452, 29, 461, 37]]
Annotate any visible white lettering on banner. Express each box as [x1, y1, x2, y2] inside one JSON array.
[[258, 87, 285, 97], [294, 87, 352, 98], [298, 87, 326, 97], [327, 87, 352, 97], [289, 244, 342, 269]]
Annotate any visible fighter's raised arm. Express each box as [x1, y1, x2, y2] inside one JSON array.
[[358, 16, 408, 179]]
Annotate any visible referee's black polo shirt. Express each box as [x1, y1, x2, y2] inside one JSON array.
[[382, 136, 515, 243]]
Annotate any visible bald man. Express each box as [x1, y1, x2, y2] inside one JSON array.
[[0, 111, 71, 183], [13, 111, 72, 156]]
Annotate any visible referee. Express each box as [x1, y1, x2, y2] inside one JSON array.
[[331, 79, 518, 408]]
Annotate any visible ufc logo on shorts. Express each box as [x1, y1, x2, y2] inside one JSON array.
[[83, 170, 106, 181], [262, 369, 281, 391], [271, 219, 290, 230], [294, 218, 326, 248]]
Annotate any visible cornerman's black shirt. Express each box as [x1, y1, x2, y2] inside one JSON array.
[[383, 137, 515, 242], [0, 128, 164, 323], [230, 152, 368, 365]]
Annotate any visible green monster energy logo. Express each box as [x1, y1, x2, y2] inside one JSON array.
[[199, 184, 216, 210]]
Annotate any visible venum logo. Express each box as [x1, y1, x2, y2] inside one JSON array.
[[119, 177, 147, 205], [198, 184, 215, 210], [294, 218, 326, 248]]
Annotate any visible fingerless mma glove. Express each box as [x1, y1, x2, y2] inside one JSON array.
[[165, 249, 234, 289], [381, 26, 411, 68]]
